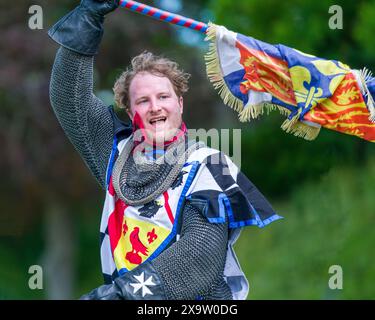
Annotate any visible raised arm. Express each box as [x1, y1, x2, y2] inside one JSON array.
[[48, 0, 120, 188], [50, 48, 114, 188]]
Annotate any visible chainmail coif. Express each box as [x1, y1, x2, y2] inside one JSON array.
[[49, 46, 232, 300], [112, 136, 204, 206]]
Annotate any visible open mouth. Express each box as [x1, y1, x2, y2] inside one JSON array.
[[149, 117, 167, 126]]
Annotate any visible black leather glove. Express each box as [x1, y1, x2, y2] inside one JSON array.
[[80, 283, 123, 300], [80, 283, 122, 300], [79, 261, 166, 300], [48, 0, 119, 56]]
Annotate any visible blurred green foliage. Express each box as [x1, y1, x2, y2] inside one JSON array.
[[235, 156, 375, 299], [240, 116, 374, 198]]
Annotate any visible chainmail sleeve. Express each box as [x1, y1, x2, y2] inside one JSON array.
[[151, 202, 233, 300], [49, 47, 114, 188]]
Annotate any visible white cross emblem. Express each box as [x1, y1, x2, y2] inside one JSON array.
[[129, 272, 156, 297]]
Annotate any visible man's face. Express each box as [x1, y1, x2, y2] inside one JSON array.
[[127, 72, 183, 144]]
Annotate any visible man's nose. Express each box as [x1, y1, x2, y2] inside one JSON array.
[[149, 97, 162, 112]]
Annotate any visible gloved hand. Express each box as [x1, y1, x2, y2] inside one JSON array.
[[80, 0, 120, 16], [79, 261, 165, 300], [48, 0, 119, 56], [80, 282, 123, 300]]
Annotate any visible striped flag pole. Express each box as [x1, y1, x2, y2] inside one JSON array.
[[118, 0, 208, 33]]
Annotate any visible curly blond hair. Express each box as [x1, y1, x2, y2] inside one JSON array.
[[113, 51, 191, 111]]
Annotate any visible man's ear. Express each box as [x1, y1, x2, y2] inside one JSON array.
[[126, 109, 134, 121]]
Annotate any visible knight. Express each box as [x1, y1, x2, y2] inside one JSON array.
[[48, 0, 282, 300]]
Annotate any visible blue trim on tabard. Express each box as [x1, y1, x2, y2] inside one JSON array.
[[147, 161, 201, 261], [105, 135, 118, 188], [117, 161, 201, 276], [262, 214, 284, 225], [207, 193, 227, 224], [222, 193, 234, 224], [250, 203, 265, 228], [118, 267, 127, 276], [228, 213, 284, 229], [217, 192, 284, 229]]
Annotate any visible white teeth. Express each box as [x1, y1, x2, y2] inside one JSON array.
[[150, 118, 166, 124]]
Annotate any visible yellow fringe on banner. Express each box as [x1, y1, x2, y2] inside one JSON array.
[[238, 104, 320, 140], [204, 23, 243, 113], [238, 103, 290, 122], [204, 22, 320, 141], [282, 119, 321, 140], [280, 109, 320, 140]]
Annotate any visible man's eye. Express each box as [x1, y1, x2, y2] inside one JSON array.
[[160, 95, 169, 100]]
